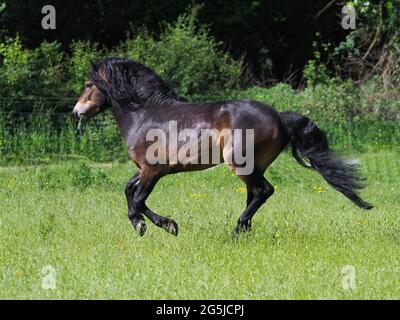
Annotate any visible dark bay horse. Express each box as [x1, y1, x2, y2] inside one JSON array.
[[72, 57, 373, 237]]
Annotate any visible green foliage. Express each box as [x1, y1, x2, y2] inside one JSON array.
[[0, 37, 66, 111], [234, 81, 400, 153], [0, 0, 5, 13], [118, 5, 243, 100], [68, 163, 96, 190], [331, 1, 400, 88], [32, 162, 112, 193], [237, 80, 399, 124], [303, 35, 333, 87], [236, 83, 297, 110], [36, 170, 59, 190], [69, 164, 111, 190], [303, 60, 331, 87], [0, 6, 398, 165], [348, 0, 400, 35], [358, 77, 400, 121], [0, 38, 103, 111], [30, 42, 65, 94], [0, 6, 243, 110], [37, 212, 56, 241], [0, 37, 31, 98], [67, 41, 102, 95]]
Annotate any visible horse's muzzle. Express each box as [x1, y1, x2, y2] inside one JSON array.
[[72, 102, 85, 121], [71, 110, 80, 121], [72, 102, 99, 121]]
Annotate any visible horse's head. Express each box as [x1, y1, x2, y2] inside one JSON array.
[[72, 63, 110, 121], [73, 57, 184, 119]]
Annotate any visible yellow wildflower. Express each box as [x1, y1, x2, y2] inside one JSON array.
[[189, 193, 208, 199], [313, 186, 324, 193], [235, 187, 246, 193]]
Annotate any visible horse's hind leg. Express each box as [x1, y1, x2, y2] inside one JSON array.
[[142, 205, 178, 236], [234, 169, 274, 235], [125, 171, 146, 236]]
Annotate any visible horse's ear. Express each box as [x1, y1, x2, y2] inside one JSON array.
[[90, 61, 97, 72]]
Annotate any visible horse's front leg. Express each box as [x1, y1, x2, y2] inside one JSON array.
[[132, 168, 178, 236], [125, 171, 146, 236]]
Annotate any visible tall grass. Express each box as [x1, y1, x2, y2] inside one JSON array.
[[0, 111, 127, 165], [0, 110, 398, 166]]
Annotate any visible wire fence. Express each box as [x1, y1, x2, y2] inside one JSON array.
[[0, 108, 399, 166], [0, 111, 127, 165]]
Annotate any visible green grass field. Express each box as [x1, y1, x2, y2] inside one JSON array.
[[0, 150, 399, 299]]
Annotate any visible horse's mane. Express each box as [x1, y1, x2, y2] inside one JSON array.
[[90, 57, 186, 110]]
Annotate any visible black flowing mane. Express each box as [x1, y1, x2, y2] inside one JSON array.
[[90, 57, 186, 110]]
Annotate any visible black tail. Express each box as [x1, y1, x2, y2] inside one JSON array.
[[280, 111, 373, 210]]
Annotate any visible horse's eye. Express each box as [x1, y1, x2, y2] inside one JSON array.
[[85, 82, 93, 88]]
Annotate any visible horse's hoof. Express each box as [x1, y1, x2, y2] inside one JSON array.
[[232, 222, 252, 239], [163, 220, 179, 236], [134, 220, 147, 237]]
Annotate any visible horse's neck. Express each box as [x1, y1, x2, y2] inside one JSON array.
[[111, 98, 184, 147], [111, 101, 145, 145]]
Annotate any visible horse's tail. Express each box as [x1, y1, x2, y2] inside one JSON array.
[[279, 111, 373, 210]]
